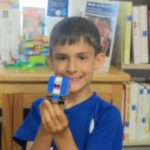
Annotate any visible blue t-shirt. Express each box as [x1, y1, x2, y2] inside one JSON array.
[[13, 92, 123, 150]]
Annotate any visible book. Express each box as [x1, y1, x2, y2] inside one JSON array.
[[23, 7, 45, 40], [147, 84, 150, 133], [132, 5, 149, 64], [139, 5, 148, 63], [147, 8, 150, 63], [123, 82, 130, 141], [122, 83, 126, 123], [132, 6, 142, 64], [123, 2, 132, 65], [143, 84, 150, 135], [129, 82, 138, 140], [111, 23, 122, 68], [111, 1, 132, 68], [136, 84, 147, 140], [82, 0, 119, 72]]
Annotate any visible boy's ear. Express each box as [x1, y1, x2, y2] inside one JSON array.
[[95, 52, 106, 70], [46, 57, 53, 70]]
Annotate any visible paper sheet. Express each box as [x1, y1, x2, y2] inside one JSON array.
[[0, 9, 20, 61]]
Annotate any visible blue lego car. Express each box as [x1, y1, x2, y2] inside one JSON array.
[[47, 76, 70, 104]]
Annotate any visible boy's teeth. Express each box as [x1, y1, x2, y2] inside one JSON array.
[[72, 77, 80, 81]]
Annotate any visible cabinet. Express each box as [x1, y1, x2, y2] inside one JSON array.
[[0, 65, 130, 150]]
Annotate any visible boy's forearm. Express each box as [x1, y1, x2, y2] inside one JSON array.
[[30, 125, 53, 150], [53, 127, 78, 150]]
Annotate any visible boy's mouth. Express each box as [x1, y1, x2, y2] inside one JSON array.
[[70, 76, 83, 83]]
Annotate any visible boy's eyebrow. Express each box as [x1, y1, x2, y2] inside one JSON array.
[[54, 53, 68, 56], [76, 52, 90, 55], [54, 51, 90, 56]]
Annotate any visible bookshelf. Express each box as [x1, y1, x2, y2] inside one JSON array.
[[115, 0, 150, 76], [118, 0, 150, 6], [122, 64, 150, 70], [111, 0, 150, 149], [123, 137, 150, 147]]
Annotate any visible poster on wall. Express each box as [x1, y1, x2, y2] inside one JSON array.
[[23, 7, 45, 40], [0, 9, 20, 61], [0, 0, 19, 9], [46, 0, 68, 36]]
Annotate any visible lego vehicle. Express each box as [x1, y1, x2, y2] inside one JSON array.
[[47, 76, 70, 104]]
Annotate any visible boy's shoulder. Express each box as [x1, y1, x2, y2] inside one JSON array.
[[92, 93, 121, 122], [94, 94, 120, 112]]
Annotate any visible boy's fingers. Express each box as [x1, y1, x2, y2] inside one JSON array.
[[39, 105, 46, 125], [52, 103, 68, 125], [43, 107, 55, 130], [44, 100, 64, 131], [39, 100, 56, 132], [59, 104, 66, 111], [40, 100, 68, 133]]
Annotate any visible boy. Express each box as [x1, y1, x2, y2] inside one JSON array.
[[13, 17, 123, 150]]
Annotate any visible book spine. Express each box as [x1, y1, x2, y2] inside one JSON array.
[[147, 9, 150, 63], [145, 85, 150, 134], [143, 85, 149, 135], [132, 6, 142, 64], [136, 85, 145, 139], [123, 2, 132, 65], [139, 5, 149, 63], [129, 82, 138, 140], [124, 83, 130, 141]]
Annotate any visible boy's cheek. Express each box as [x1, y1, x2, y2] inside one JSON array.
[[53, 67, 65, 75]]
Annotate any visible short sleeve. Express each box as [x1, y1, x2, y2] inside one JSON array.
[[13, 98, 43, 149], [85, 106, 123, 150]]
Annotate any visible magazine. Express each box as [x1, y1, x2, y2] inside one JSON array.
[[82, 0, 119, 72]]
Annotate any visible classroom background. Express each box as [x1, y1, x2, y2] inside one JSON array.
[[0, 0, 150, 150]]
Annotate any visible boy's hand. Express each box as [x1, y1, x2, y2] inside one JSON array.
[[39, 99, 68, 134]]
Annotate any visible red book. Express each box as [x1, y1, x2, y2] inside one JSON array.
[[122, 84, 127, 141]]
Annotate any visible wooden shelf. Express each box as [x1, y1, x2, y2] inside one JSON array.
[[123, 137, 150, 147], [122, 64, 150, 70], [0, 65, 130, 82]]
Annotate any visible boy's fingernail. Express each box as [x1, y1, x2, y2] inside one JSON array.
[[44, 100, 49, 104]]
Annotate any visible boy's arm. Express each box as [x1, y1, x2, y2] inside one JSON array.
[[38, 100, 78, 150], [26, 141, 33, 150], [53, 128, 78, 150], [26, 127, 78, 150], [26, 125, 53, 150]]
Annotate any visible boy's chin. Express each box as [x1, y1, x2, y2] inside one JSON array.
[[69, 87, 80, 94]]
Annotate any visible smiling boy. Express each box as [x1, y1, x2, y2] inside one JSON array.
[[13, 17, 123, 150]]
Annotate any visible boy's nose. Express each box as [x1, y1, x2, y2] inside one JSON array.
[[67, 59, 77, 73]]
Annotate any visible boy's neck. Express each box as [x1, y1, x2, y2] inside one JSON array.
[[65, 90, 93, 109]]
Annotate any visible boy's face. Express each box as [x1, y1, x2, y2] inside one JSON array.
[[48, 39, 105, 95]]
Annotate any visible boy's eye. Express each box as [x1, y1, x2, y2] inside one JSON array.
[[79, 55, 87, 60], [55, 56, 67, 61]]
